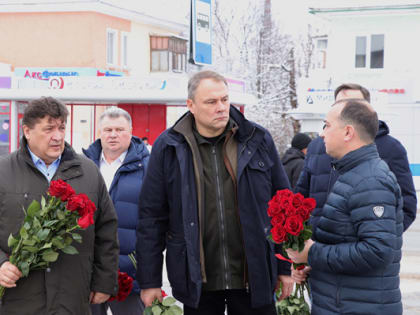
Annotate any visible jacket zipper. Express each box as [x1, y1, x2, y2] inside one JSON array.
[[212, 144, 230, 289]]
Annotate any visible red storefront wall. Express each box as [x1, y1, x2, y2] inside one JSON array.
[[118, 104, 166, 145]]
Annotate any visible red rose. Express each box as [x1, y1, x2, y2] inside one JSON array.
[[271, 225, 288, 243], [284, 215, 304, 236], [48, 179, 75, 202], [77, 213, 94, 229], [278, 189, 294, 199], [279, 196, 293, 212], [268, 200, 283, 217], [161, 289, 168, 298], [292, 193, 304, 208], [109, 271, 133, 302], [285, 204, 297, 217], [271, 212, 286, 227], [67, 194, 96, 217], [302, 198, 316, 213], [295, 206, 310, 221]]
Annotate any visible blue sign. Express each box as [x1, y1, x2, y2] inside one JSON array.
[[191, 0, 212, 65]]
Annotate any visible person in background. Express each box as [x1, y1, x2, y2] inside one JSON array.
[[295, 83, 416, 232], [141, 137, 152, 153], [136, 70, 293, 315], [0, 97, 119, 315], [281, 133, 312, 188], [288, 98, 403, 314], [84, 107, 149, 315]]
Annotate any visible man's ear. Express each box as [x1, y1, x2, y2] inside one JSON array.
[[22, 125, 30, 140], [343, 125, 355, 142], [186, 99, 194, 114]]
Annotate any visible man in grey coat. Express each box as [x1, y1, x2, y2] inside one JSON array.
[[0, 97, 119, 315]]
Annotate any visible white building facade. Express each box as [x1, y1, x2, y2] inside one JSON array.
[[296, 2, 420, 194]]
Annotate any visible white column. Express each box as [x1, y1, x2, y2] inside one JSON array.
[[10, 100, 18, 152]]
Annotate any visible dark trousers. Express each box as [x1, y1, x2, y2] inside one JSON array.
[[90, 293, 144, 315], [184, 289, 276, 315]]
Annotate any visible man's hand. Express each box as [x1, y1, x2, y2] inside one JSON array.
[[291, 266, 311, 284], [141, 288, 162, 307], [89, 291, 111, 304], [276, 275, 294, 301], [0, 261, 22, 288], [286, 239, 314, 264]]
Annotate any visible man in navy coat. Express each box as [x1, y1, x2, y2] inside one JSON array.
[[136, 70, 293, 315], [84, 107, 149, 315]]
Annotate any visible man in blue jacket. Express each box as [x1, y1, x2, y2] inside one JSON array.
[[295, 83, 416, 233], [136, 70, 293, 315], [84, 107, 149, 315], [288, 98, 403, 314]]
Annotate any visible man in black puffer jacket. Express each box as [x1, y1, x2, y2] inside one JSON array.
[[288, 99, 403, 315], [295, 83, 416, 233], [281, 133, 312, 188]]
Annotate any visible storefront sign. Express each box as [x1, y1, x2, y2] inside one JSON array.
[[48, 76, 168, 91], [15, 67, 124, 80]]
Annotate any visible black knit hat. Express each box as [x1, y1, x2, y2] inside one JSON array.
[[291, 133, 312, 150]]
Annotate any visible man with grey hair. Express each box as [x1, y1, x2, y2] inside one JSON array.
[[136, 70, 293, 314], [84, 106, 149, 315]]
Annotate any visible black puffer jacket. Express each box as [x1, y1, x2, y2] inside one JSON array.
[[281, 147, 305, 188], [309, 144, 403, 315]]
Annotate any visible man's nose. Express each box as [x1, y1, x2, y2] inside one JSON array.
[[216, 100, 228, 111], [52, 129, 64, 140]]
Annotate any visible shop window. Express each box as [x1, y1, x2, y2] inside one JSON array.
[[150, 35, 187, 73], [355, 34, 384, 69], [107, 29, 118, 66]]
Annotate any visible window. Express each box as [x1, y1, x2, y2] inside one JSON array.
[[150, 35, 187, 72], [355, 34, 384, 69], [370, 34, 384, 68], [315, 38, 328, 69], [107, 29, 118, 66], [121, 32, 129, 68]]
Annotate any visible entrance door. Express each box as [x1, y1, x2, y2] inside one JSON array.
[[118, 104, 166, 145]]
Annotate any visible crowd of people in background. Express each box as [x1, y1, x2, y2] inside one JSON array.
[[0, 71, 415, 315]]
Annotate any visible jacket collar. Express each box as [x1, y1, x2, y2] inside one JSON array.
[[171, 105, 258, 145], [83, 136, 148, 167], [332, 143, 379, 174], [19, 136, 82, 180]]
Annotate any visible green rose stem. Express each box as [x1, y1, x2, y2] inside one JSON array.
[[0, 236, 25, 299]]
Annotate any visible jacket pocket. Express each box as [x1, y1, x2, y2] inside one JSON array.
[[246, 154, 274, 210], [166, 239, 189, 297]]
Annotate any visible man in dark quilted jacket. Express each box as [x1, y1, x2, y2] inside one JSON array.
[[287, 99, 403, 314]]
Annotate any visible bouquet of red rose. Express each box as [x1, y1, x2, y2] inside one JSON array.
[[0, 179, 96, 299], [267, 189, 316, 315], [108, 270, 134, 302]]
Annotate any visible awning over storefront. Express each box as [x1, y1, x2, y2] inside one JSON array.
[[0, 75, 258, 106]]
